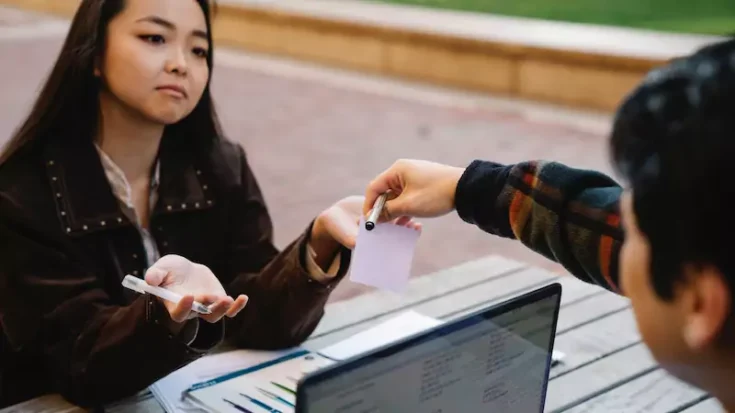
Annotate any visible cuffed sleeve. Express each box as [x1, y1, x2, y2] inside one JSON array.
[[455, 159, 624, 293]]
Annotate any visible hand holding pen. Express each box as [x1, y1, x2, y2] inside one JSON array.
[[364, 159, 465, 222], [365, 192, 389, 231], [364, 191, 423, 233], [141, 254, 248, 323]]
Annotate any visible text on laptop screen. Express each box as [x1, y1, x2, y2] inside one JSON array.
[[303, 293, 559, 412]]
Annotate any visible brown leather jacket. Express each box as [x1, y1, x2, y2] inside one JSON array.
[[0, 137, 350, 408]]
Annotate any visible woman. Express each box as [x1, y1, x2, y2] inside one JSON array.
[[0, 0, 417, 408]]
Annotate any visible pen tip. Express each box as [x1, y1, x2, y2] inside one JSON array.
[[365, 222, 375, 231]]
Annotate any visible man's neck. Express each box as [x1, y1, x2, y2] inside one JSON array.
[[708, 358, 735, 413], [97, 93, 164, 185]]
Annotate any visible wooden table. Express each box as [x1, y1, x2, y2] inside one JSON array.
[[2, 256, 723, 413]]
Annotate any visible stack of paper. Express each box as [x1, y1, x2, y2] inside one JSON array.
[[187, 350, 332, 412], [150, 348, 294, 412]]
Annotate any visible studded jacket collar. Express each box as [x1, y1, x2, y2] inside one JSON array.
[[45, 138, 214, 237]]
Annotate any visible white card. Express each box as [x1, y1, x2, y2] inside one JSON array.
[[349, 218, 421, 293], [319, 311, 441, 360]]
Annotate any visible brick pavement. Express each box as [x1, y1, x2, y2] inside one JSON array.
[[0, 7, 617, 302]]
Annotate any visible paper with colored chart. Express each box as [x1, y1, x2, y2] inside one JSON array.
[[188, 350, 334, 413], [150, 348, 294, 412], [181, 311, 442, 413]]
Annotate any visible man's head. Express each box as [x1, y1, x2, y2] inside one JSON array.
[[610, 38, 735, 395]]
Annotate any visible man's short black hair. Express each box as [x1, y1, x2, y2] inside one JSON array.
[[610, 38, 735, 301]]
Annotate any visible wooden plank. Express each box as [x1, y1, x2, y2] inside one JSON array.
[[553, 276, 614, 306], [551, 309, 640, 378], [310, 255, 526, 338], [556, 292, 629, 333], [310, 268, 608, 350], [560, 370, 705, 413], [306, 271, 629, 364], [419, 267, 559, 320], [545, 344, 656, 412], [440, 275, 611, 323], [0, 395, 83, 413], [305, 269, 628, 364], [680, 398, 725, 413], [303, 265, 555, 349]]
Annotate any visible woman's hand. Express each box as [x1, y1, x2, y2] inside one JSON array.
[[363, 159, 465, 222], [145, 254, 248, 324], [310, 196, 420, 269]]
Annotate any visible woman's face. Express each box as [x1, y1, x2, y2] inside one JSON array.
[[98, 0, 210, 125]]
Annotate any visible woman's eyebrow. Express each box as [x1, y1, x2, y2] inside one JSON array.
[[136, 15, 208, 40]]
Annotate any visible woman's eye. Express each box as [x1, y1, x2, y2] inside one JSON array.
[[193, 47, 209, 58], [139, 34, 165, 44]]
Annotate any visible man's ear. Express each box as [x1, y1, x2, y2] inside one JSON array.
[[681, 264, 731, 350]]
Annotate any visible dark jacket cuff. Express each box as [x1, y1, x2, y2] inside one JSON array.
[[146, 296, 223, 354], [189, 319, 225, 351], [455, 160, 514, 238], [299, 220, 352, 291]]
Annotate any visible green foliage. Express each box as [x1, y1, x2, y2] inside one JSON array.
[[378, 0, 735, 35]]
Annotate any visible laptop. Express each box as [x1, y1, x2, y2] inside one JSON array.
[[295, 283, 562, 413]]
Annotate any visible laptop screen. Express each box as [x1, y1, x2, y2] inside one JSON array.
[[300, 286, 561, 412]]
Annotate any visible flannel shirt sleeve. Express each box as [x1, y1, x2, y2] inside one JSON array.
[[455, 160, 624, 293]]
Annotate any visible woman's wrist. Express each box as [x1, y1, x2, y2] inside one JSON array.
[[309, 215, 341, 271]]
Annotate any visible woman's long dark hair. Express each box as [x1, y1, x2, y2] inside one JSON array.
[[0, 0, 221, 165]]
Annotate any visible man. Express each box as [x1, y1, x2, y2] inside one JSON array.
[[364, 39, 735, 411]]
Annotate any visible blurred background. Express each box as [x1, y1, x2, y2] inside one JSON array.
[[0, 0, 730, 302]]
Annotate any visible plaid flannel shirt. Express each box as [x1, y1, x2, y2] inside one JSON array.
[[455, 160, 625, 294]]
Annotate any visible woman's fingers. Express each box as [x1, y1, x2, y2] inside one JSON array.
[[168, 293, 247, 324], [169, 295, 195, 323], [392, 216, 422, 231], [199, 296, 234, 323], [393, 216, 411, 227], [226, 295, 249, 318]]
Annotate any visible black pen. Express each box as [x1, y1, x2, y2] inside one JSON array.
[[365, 193, 388, 231], [223, 398, 254, 413]]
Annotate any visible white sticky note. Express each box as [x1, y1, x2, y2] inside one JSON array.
[[349, 218, 421, 293], [319, 311, 441, 360]]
